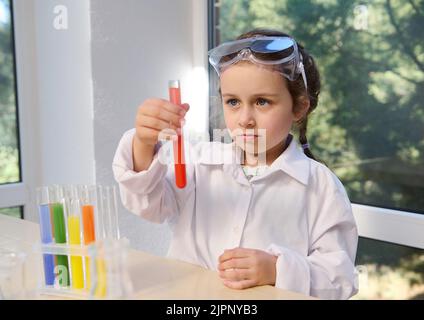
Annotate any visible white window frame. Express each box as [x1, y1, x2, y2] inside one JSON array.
[[352, 204, 424, 249], [0, 0, 40, 222]]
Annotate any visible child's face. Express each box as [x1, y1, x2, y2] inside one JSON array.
[[220, 62, 302, 159]]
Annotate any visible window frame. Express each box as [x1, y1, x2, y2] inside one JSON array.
[[353, 204, 424, 249], [0, 0, 23, 218], [207, 0, 424, 250], [0, 0, 40, 222]]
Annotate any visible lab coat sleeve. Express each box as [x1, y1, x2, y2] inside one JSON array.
[[267, 185, 359, 300], [112, 128, 191, 224]]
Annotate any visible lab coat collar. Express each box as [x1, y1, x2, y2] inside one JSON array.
[[198, 141, 249, 186], [198, 137, 310, 186], [266, 138, 310, 185]]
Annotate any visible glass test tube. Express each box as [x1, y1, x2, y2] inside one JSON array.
[[65, 186, 84, 290], [36, 187, 55, 286], [169, 80, 187, 189], [105, 186, 120, 240], [96, 185, 120, 240], [92, 185, 121, 298], [79, 185, 97, 290], [51, 185, 69, 287]]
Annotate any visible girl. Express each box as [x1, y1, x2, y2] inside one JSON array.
[[112, 29, 358, 299]]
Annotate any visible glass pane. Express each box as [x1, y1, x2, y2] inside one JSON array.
[[0, 0, 20, 184], [0, 206, 22, 219], [355, 237, 424, 300], [212, 0, 424, 214]]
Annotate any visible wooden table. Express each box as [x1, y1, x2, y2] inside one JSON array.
[[0, 214, 315, 300]]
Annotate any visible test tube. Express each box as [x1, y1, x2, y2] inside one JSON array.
[[95, 186, 106, 241], [169, 80, 187, 189], [87, 238, 133, 299], [36, 187, 55, 286], [105, 186, 120, 240], [93, 243, 107, 298], [95, 185, 120, 240], [65, 186, 84, 290], [91, 185, 121, 297], [80, 185, 96, 244], [50, 185, 69, 287], [79, 185, 97, 290], [90, 185, 108, 297]]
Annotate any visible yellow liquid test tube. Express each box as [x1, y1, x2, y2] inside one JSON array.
[[94, 257, 107, 298], [92, 185, 120, 298], [67, 198, 84, 290], [93, 186, 107, 298]]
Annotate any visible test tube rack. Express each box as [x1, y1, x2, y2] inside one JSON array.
[[34, 185, 133, 299]]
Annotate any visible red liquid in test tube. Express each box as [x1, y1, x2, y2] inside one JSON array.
[[169, 80, 187, 189]]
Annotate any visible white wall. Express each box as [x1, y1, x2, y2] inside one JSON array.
[[33, 0, 95, 186], [12, 0, 94, 222], [90, 0, 208, 254]]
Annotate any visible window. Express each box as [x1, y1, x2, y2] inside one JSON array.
[[0, 0, 19, 184], [0, 0, 23, 219], [355, 237, 424, 300], [209, 0, 424, 214], [0, 206, 22, 219], [209, 0, 424, 299]]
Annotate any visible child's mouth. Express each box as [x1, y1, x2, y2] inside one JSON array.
[[239, 134, 259, 141]]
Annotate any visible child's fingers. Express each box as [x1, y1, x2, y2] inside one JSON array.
[[219, 268, 251, 281], [139, 114, 179, 131], [138, 116, 178, 131], [159, 98, 188, 116], [142, 98, 184, 116], [218, 248, 251, 263], [181, 103, 190, 111], [218, 257, 250, 271], [140, 106, 184, 128], [222, 279, 256, 290]]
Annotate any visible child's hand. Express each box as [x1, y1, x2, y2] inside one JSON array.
[[217, 247, 277, 289], [135, 98, 189, 147]]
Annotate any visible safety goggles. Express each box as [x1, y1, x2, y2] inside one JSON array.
[[208, 36, 308, 89]]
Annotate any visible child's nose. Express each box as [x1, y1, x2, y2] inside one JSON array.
[[238, 108, 256, 128]]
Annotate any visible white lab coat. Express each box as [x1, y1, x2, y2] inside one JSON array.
[[112, 128, 359, 299]]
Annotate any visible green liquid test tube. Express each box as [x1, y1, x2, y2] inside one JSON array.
[[52, 202, 70, 287]]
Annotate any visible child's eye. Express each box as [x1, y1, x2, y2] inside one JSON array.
[[256, 98, 270, 107], [225, 99, 240, 107]]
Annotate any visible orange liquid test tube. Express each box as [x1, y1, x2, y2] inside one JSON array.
[[169, 80, 186, 189], [82, 205, 95, 289], [80, 186, 96, 290]]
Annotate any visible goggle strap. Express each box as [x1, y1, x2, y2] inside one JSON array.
[[299, 62, 308, 90]]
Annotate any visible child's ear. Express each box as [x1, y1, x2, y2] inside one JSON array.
[[293, 96, 310, 122]]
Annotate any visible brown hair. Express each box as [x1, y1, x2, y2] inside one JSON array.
[[228, 28, 321, 161]]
